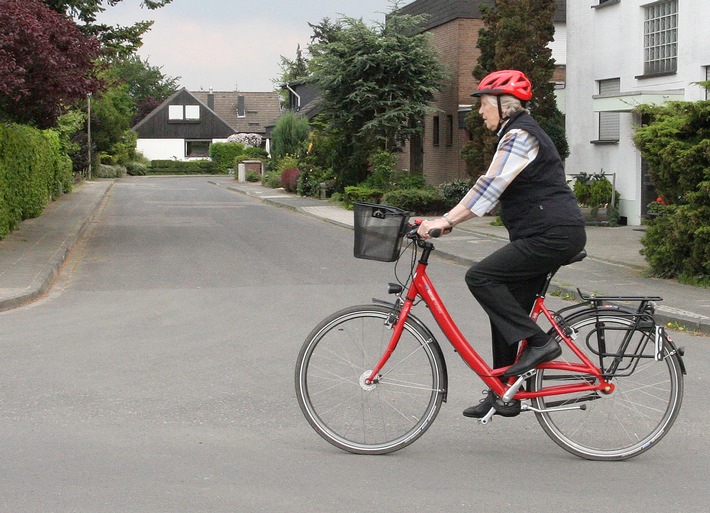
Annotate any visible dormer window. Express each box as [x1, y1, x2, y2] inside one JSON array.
[[168, 104, 200, 122]]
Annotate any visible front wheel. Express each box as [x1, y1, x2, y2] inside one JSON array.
[[531, 310, 684, 461], [295, 305, 446, 454]]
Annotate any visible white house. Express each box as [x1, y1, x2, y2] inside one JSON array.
[[565, 0, 710, 225], [133, 88, 281, 161]]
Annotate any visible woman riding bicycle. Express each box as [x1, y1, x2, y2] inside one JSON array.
[[417, 69, 586, 419]]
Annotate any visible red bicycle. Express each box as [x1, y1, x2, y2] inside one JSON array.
[[295, 203, 686, 460]]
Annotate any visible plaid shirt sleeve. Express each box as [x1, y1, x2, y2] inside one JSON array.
[[460, 128, 540, 216]]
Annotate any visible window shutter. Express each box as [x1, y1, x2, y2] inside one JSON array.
[[598, 79, 621, 141]]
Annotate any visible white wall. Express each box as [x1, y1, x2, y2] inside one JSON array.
[[136, 139, 185, 161], [565, 0, 710, 225], [136, 138, 231, 161]]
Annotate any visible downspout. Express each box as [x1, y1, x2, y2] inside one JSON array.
[[286, 82, 301, 111]]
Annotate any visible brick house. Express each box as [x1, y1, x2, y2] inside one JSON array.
[[395, 0, 567, 185]]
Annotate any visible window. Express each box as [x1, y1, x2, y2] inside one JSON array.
[[706, 66, 710, 101], [643, 0, 678, 75], [598, 78, 620, 142], [185, 140, 210, 158], [168, 104, 201, 122], [432, 116, 440, 146], [446, 115, 454, 147]]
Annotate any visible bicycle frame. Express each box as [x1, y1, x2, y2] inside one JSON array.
[[366, 240, 615, 402]]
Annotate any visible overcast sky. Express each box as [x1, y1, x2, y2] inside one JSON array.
[[97, 0, 397, 92]]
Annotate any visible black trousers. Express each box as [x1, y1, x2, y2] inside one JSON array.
[[465, 225, 587, 370]]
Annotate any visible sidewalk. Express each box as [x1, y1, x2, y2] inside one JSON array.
[[0, 179, 114, 312], [223, 180, 710, 335], [0, 176, 708, 335]]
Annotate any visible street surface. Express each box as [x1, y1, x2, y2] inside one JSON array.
[[1, 177, 708, 512]]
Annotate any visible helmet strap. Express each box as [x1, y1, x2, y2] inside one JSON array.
[[495, 96, 506, 131]]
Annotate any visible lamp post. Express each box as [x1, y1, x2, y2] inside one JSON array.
[[87, 92, 92, 180]]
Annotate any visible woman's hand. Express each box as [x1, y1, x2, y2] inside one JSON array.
[[417, 217, 451, 239]]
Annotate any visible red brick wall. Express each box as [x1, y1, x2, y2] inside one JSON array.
[[398, 19, 485, 185]]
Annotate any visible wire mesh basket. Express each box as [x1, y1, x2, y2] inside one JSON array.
[[353, 202, 410, 262]]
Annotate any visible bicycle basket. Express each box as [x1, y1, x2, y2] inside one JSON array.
[[353, 202, 410, 262]]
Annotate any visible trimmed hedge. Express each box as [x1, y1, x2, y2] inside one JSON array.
[[0, 123, 72, 239], [149, 160, 224, 175]]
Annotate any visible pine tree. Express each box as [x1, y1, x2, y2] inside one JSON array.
[[462, 0, 568, 179]]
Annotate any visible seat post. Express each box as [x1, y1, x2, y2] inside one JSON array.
[[538, 267, 560, 298]]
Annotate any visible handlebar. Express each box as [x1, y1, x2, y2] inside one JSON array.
[[406, 220, 449, 240]]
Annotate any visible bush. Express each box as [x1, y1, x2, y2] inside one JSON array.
[[633, 100, 710, 283], [149, 160, 224, 174], [438, 179, 472, 209], [573, 173, 619, 207], [95, 164, 125, 178], [0, 123, 73, 239], [641, 204, 710, 284], [297, 168, 335, 197], [343, 186, 383, 206], [126, 161, 148, 176], [209, 142, 245, 171], [271, 111, 310, 161], [365, 150, 425, 191], [381, 188, 448, 214], [262, 169, 283, 188], [281, 168, 300, 192]]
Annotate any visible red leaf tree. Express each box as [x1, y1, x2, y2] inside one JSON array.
[[0, 0, 101, 128]]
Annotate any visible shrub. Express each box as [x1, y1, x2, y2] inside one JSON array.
[[95, 164, 125, 178], [438, 179, 472, 209], [343, 186, 384, 206], [0, 123, 73, 239], [641, 204, 710, 284], [381, 188, 448, 214], [364, 150, 425, 191], [281, 168, 300, 192], [297, 168, 335, 197], [149, 160, 223, 174], [126, 161, 148, 176], [633, 100, 710, 283], [209, 142, 245, 170], [271, 111, 310, 161], [573, 173, 619, 207], [262, 169, 283, 188]]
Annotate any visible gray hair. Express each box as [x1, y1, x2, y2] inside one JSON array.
[[484, 94, 529, 117]]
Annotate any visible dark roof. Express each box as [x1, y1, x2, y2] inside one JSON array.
[[397, 0, 565, 30], [192, 90, 281, 134], [132, 88, 236, 139]]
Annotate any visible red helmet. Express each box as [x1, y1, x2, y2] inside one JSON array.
[[471, 70, 533, 101]]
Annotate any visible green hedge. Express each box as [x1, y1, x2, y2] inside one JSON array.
[[381, 188, 448, 215], [149, 160, 224, 175], [209, 142, 245, 171], [0, 123, 73, 239]]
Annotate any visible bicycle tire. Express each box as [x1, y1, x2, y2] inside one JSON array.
[[295, 304, 447, 454], [531, 310, 684, 461]]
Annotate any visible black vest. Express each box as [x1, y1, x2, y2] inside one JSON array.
[[497, 111, 584, 240]]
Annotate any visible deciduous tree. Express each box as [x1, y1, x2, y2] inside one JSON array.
[[43, 0, 174, 57], [0, 0, 101, 128]]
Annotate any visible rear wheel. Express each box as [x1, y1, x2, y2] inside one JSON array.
[[295, 305, 446, 454], [531, 311, 683, 461]]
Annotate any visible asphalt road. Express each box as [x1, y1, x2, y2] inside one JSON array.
[[1, 177, 707, 513]]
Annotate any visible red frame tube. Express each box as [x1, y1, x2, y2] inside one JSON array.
[[367, 260, 613, 399]]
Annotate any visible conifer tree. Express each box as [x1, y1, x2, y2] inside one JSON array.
[[462, 0, 568, 179]]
